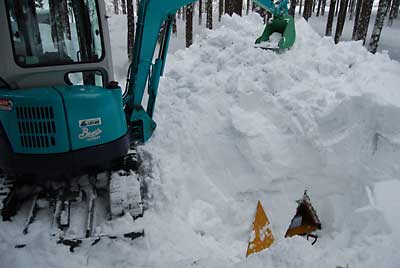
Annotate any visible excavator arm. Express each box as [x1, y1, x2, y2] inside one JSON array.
[[124, 0, 197, 142]]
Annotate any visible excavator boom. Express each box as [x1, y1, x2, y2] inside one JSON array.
[[124, 0, 197, 142]]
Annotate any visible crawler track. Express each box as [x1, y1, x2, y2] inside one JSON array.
[[0, 149, 146, 250]]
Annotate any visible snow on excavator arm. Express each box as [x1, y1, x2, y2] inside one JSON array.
[[124, 0, 197, 143]]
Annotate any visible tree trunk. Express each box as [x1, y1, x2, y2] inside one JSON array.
[[121, 0, 127, 15], [49, 0, 67, 54], [16, 0, 43, 56], [177, 7, 182, 19], [369, 0, 388, 52], [355, 0, 374, 44], [299, 0, 304, 14], [233, 0, 243, 15], [219, 0, 224, 21], [114, 0, 119, 15], [61, 0, 71, 40], [225, 0, 233, 15], [352, 0, 363, 39], [334, 0, 349, 43], [206, 0, 213, 29], [385, 0, 392, 16], [173, 15, 177, 35], [335, 0, 340, 15], [247, 0, 251, 14], [303, 0, 313, 20], [186, 4, 193, 48], [199, 0, 203, 25], [388, 0, 400, 25], [325, 0, 337, 35], [316, 0, 322, 16], [289, 0, 297, 16], [312, 0, 317, 13], [321, 0, 326, 15], [127, 0, 135, 60], [349, 0, 356, 20]]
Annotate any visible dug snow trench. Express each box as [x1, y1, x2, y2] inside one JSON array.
[[2, 14, 400, 268]]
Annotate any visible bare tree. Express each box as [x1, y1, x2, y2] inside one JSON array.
[[303, 0, 313, 20], [355, 0, 374, 43], [352, 0, 363, 39], [62, 0, 71, 40], [334, 0, 349, 43], [199, 0, 203, 25], [247, 0, 251, 14], [370, 0, 388, 52], [206, 0, 213, 29], [127, 0, 135, 60], [321, 0, 327, 15], [233, 0, 243, 15], [49, 0, 67, 54], [316, 0, 322, 16], [289, 0, 297, 16], [219, 0, 224, 21], [121, 0, 127, 14], [349, 0, 356, 19], [385, 0, 393, 16], [114, 0, 119, 15], [177, 7, 182, 19], [335, 0, 340, 15], [172, 15, 177, 35], [388, 0, 400, 25], [186, 4, 194, 48], [299, 0, 303, 14], [325, 0, 337, 35], [225, 0, 233, 15]]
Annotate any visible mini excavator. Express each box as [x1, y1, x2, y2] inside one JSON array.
[[0, 0, 200, 248]]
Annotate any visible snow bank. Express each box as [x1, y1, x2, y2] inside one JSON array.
[[144, 13, 400, 267], [2, 13, 400, 268]]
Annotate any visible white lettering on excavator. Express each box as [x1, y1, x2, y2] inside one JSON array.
[[79, 127, 102, 141], [79, 117, 102, 128]]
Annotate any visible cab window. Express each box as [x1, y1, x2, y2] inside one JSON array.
[[6, 0, 104, 67]]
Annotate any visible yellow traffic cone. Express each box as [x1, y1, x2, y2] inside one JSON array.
[[246, 201, 274, 257]]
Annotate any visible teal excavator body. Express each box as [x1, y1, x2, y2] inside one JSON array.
[[254, 0, 296, 50], [0, 0, 196, 179]]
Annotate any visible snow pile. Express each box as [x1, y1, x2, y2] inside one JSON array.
[[144, 13, 400, 267], [2, 13, 400, 268]]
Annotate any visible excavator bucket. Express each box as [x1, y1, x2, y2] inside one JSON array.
[[255, 15, 296, 50], [246, 201, 275, 257], [285, 191, 321, 245]]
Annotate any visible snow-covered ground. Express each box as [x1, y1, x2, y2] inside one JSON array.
[[1, 13, 400, 268]]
